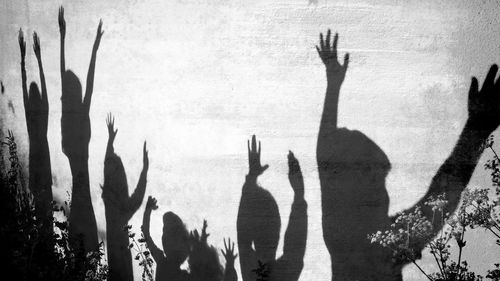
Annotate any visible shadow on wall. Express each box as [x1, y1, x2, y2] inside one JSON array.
[[59, 6, 103, 254], [142, 195, 237, 281], [315, 29, 500, 281], [102, 114, 148, 281], [237, 135, 308, 281]]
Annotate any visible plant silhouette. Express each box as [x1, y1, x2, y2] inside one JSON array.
[[237, 136, 307, 281], [58, 6, 103, 253], [316, 29, 500, 281], [102, 114, 148, 281]]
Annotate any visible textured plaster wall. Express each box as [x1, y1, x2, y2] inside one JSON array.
[[1, 0, 500, 280]]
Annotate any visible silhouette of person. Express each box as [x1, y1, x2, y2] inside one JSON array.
[[58, 6, 103, 253], [316, 29, 500, 281], [142, 196, 190, 281], [18, 29, 54, 279], [188, 220, 224, 281], [237, 136, 307, 281], [102, 114, 148, 281]]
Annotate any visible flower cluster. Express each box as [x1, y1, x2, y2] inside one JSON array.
[[429, 261, 483, 281], [425, 193, 448, 213], [368, 206, 433, 263], [459, 188, 499, 232]]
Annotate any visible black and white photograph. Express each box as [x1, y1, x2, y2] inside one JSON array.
[[1, 1, 499, 280]]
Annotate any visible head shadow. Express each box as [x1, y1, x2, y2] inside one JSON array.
[[102, 155, 129, 204], [61, 70, 82, 110], [28, 82, 41, 101], [251, 188, 281, 263], [162, 211, 190, 267], [319, 129, 395, 280]]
